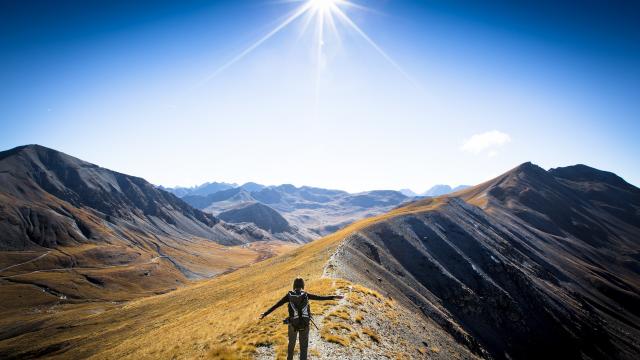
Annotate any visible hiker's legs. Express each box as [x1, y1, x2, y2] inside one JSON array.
[[287, 325, 297, 360], [299, 327, 309, 360]]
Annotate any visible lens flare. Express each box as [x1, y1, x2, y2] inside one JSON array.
[[204, 0, 417, 99], [310, 0, 342, 10]]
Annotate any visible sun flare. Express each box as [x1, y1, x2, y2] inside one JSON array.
[[309, 0, 342, 11], [205, 0, 415, 103]]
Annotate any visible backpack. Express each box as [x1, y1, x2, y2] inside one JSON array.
[[288, 290, 310, 331]]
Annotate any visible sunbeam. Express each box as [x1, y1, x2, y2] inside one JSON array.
[[204, 2, 313, 82], [204, 0, 419, 96], [314, 3, 326, 114], [331, 4, 421, 90]]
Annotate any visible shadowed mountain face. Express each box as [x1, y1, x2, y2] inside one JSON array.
[[218, 202, 291, 234], [0, 145, 269, 250], [330, 162, 640, 359]]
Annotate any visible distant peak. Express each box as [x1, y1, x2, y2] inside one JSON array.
[[399, 188, 418, 197], [239, 182, 265, 192]]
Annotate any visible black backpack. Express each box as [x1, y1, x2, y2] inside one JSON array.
[[288, 290, 310, 331]]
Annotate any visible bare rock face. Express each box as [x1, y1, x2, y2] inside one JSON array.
[[330, 162, 640, 360], [0, 145, 268, 249]]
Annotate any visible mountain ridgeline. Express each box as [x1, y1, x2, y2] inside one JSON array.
[[328, 162, 640, 359], [0, 145, 266, 249]]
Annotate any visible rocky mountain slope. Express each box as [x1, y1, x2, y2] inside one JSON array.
[[0, 145, 297, 304], [328, 162, 640, 359]]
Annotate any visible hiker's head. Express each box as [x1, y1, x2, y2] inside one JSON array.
[[293, 277, 305, 290]]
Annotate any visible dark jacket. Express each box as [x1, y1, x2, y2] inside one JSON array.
[[263, 290, 338, 318]]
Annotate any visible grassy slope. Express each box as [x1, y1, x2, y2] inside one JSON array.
[[1, 201, 447, 360], [0, 240, 296, 310]]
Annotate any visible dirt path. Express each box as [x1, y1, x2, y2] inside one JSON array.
[[0, 255, 166, 279], [0, 251, 51, 273], [306, 282, 353, 358]]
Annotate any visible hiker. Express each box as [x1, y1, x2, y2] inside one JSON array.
[[260, 277, 343, 360]]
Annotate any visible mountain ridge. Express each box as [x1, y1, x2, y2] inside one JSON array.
[[329, 162, 640, 359]]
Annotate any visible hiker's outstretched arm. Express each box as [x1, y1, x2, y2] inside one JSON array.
[[261, 294, 288, 318], [307, 293, 343, 301]]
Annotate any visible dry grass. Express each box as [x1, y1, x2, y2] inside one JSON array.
[[351, 284, 383, 299], [0, 194, 448, 359], [320, 320, 354, 347], [354, 312, 364, 323], [362, 327, 381, 343], [325, 307, 351, 321], [321, 333, 351, 347], [0, 220, 361, 359]]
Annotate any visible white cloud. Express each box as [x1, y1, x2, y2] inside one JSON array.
[[461, 130, 511, 155]]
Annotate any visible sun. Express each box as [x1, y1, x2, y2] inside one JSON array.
[[205, 0, 415, 94], [309, 0, 342, 11]]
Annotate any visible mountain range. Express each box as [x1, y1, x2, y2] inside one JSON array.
[[171, 182, 415, 242], [0, 145, 638, 359], [0, 145, 296, 302]]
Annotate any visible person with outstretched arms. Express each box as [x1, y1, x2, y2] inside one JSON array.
[[260, 277, 343, 360]]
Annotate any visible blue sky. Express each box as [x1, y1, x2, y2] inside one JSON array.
[[1, 0, 639, 192]]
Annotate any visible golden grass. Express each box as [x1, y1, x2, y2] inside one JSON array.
[[347, 291, 364, 306], [351, 284, 383, 299], [320, 319, 355, 347], [1, 190, 452, 359], [0, 220, 360, 359], [362, 327, 381, 343], [354, 312, 364, 323], [321, 333, 351, 347], [325, 308, 351, 321]]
